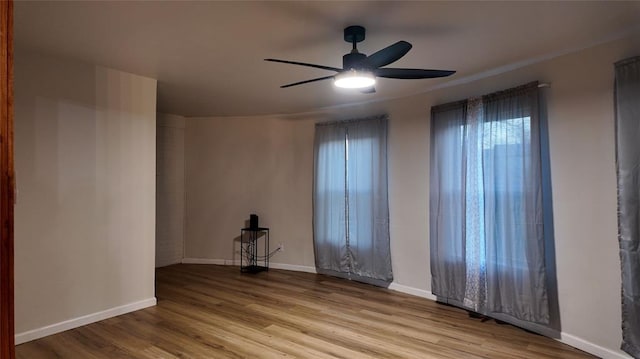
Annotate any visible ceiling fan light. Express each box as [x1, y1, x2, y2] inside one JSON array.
[[334, 70, 376, 89]]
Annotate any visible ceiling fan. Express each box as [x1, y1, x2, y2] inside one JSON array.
[[265, 25, 455, 93]]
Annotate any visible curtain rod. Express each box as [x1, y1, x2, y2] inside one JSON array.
[[538, 83, 550, 88]]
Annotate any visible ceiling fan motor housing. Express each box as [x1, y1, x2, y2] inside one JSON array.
[[343, 52, 367, 70]]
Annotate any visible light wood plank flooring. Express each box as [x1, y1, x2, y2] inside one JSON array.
[[17, 264, 594, 358]]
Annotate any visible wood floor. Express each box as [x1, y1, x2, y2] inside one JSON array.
[[16, 264, 594, 358]]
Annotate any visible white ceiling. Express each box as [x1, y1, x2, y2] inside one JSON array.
[[14, 1, 640, 117]]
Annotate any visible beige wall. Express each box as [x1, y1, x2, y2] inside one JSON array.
[[14, 50, 157, 337], [185, 116, 315, 267], [184, 35, 639, 357], [156, 113, 186, 267]]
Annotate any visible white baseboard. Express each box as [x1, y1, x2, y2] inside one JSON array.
[[181, 258, 316, 273], [270, 262, 317, 273], [156, 259, 183, 268], [388, 282, 438, 301], [15, 297, 157, 345], [182, 258, 230, 265], [559, 332, 631, 359]]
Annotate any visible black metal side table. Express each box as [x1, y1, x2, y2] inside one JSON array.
[[240, 227, 269, 273]]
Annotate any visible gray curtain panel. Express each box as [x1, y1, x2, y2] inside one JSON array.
[[430, 82, 550, 326], [615, 56, 640, 358], [482, 84, 548, 324], [430, 100, 468, 302], [313, 115, 392, 284], [313, 122, 348, 273]]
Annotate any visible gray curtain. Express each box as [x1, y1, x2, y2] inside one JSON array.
[[313, 122, 348, 273], [430, 82, 551, 327], [430, 101, 468, 301], [482, 84, 548, 324], [615, 56, 640, 358], [313, 115, 392, 284]]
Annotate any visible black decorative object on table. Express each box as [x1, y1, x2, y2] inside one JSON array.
[[250, 214, 259, 229], [240, 226, 269, 273]]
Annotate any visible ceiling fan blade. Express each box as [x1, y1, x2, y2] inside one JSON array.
[[376, 68, 455, 79], [363, 41, 412, 68], [265, 58, 342, 72], [359, 86, 376, 94], [281, 75, 335, 88]]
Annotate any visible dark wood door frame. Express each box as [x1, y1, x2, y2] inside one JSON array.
[[0, 0, 14, 358]]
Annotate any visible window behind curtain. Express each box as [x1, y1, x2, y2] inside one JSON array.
[[313, 115, 392, 285], [430, 82, 557, 335]]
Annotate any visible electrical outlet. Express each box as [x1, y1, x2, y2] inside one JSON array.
[[278, 242, 284, 252]]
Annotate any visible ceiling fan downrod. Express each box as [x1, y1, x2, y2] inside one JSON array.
[[343, 25, 367, 69]]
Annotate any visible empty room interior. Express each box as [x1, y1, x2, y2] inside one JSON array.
[[7, 1, 640, 358]]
